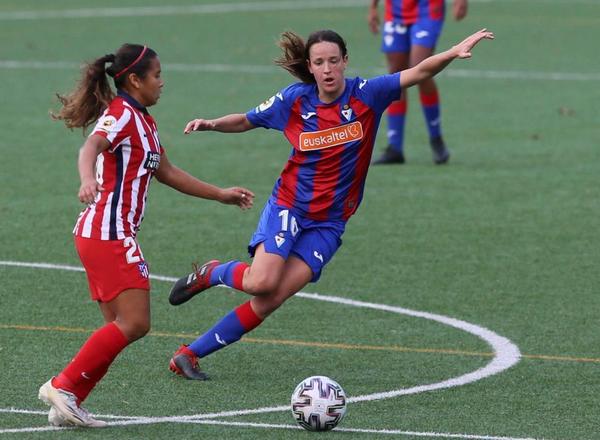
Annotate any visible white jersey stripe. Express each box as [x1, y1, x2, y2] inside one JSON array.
[[106, 110, 131, 147], [101, 192, 113, 240], [81, 202, 96, 238], [128, 106, 153, 235]]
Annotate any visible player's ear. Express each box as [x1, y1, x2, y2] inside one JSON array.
[[306, 59, 313, 74], [128, 73, 143, 90]]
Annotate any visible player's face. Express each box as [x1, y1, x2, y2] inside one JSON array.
[[137, 57, 164, 107], [307, 42, 348, 103]]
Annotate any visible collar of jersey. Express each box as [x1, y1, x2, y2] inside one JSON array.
[[117, 89, 149, 114]]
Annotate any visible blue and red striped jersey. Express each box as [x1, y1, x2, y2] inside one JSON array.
[[246, 73, 401, 222], [384, 0, 445, 24]]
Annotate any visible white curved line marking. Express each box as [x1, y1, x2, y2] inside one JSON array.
[[0, 261, 520, 426]]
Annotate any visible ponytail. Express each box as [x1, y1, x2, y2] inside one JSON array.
[[51, 54, 116, 130], [275, 31, 315, 83], [52, 44, 156, 132]]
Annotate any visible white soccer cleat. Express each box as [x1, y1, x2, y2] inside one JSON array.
[[38, 379, 107, 428], [48, 407, 73, 427]]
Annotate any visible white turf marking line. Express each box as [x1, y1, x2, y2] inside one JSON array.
[[1, 60, 598, 82], [0, 0, 367, 20], [0, 260, 521, 437], [0, 0, 595, 21]]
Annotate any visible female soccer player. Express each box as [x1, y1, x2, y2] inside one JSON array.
[[369, 0, 469, 165], [38, 43, 254, 427], [167, 28, 493, 379]]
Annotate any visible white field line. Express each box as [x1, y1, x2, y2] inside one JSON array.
[[0, 0, 596, 21], [0, 414, 555, 440], [0, 260, 520, 435], [0, 418, 553, 440], [0, 60, 598, 82], [0, 0, 367, 20]]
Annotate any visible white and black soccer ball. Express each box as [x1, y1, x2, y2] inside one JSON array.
[[291, 375, 347, 431]]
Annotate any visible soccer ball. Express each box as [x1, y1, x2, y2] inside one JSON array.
[[290, 376, 347, 431]]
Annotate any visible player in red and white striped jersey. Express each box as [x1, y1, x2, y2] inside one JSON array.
[[73, 91, 163, 240], [38, 43, 255, 428]]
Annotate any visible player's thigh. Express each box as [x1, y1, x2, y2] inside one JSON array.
[[409, 19, 444, 65], [386, 52, 410, 74], [246, 243, 287, 293], [291, 226, 343, 283], [251, 255, 313, 318], [409, 44, 435, 66], [98, 302, 116, 323], [104, 288, 150, 341]]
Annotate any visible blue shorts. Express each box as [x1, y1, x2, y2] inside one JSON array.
[[381, 19, 444, 53], [248, 200, 345, 282]]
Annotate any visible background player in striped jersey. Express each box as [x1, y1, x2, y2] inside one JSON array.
[[369, 0, 468, 164], [166, 28, 492, 379], [38, 43, 254, 427]]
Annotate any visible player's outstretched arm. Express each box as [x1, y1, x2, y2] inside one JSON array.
[[400, 28, 493, 88], [155, 152, 254, 209], [183, 113, 255, 134]]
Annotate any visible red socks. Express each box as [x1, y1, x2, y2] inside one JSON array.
[[234, 300, 263, 331], [53, 322, 129, 403]]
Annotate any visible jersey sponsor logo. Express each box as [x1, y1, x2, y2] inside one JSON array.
[[143, 151, 161, 171], [359, 79, 368, 89], [215, 333, 228, 346], [313, 251, 324, 263], [416, 30, 429, 39], [299, 121, 363, 151], [301, 111, 316, 120]]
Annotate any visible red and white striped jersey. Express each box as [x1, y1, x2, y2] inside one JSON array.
[[73, 92, 164, 240]]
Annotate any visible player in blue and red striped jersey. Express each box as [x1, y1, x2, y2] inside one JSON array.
[[369, 0, 468, 164], [38, 44, 254, 427], [167, 28, 493, 379]]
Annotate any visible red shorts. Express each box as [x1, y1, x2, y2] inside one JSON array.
[[74, 235, 151, 302]]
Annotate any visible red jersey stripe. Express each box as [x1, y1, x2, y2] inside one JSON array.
[[277, 98, 305, 207], [308, 104, 342, 220], [343, 97, 375, 221]]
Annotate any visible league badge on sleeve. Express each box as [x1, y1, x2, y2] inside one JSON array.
[[97, 115, 117, 133]]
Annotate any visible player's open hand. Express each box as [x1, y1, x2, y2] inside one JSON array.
[[184, 118, 216, 134], [79, 177, 104, 205], [219, 187, 255, 210], [453, 28, 494, 59]]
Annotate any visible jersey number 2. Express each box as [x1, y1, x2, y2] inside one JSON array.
[[124, 237, 143, 264]]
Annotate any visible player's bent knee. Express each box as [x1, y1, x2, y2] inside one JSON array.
[[119, 320, 150, 342], [244, 273, 279, 296]]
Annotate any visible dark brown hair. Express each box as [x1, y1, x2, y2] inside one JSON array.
[[52, 44, 157, 130], [274, 30, 348, 84]]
